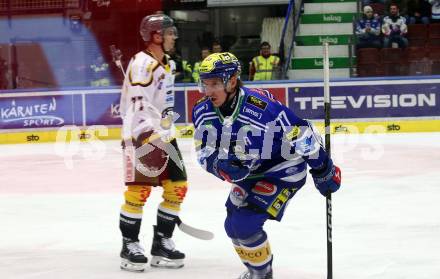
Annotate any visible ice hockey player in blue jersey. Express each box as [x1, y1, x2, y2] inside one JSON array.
[[192, 52, 342, 279]]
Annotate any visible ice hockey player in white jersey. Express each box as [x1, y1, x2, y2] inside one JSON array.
[[118, 13, 188, 272]]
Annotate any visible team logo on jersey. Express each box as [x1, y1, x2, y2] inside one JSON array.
[[246, 95, 268, 110], [252, 181, 277, 196], [229, 185, 248, 207]]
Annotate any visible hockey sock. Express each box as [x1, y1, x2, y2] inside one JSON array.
[[156, 208, 179, 238], [233, 231, 273, 272], [159, 180, 187, 213], [120, 185, 151, 241], [120, 212, 142, 241]]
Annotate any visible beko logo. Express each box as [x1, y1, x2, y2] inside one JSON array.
[[294, 93, 436, 110]]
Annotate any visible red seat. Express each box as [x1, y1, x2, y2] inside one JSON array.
[[407, 24, 428, 40], [356, 48, 380, 64], [404, 47, 427, 61], [380, 48, 405, 63], [408, 61, 432, 75], [426, 38, 440, 47], [370, 3, 385, 16], [407, 24, 428, 47], [432, 63, 440, 74], [428, 23, 440, 39], [383, 62, 406, 76], [356, 48, 382, 77], [427, 46, 440, 61], [357, 63, 382, 77], [427, 46, 440, 74]]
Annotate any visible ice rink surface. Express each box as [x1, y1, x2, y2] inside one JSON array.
[[0, 133, 439, 279]]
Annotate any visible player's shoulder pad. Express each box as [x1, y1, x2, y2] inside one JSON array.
[[128, 52, 159, 87]]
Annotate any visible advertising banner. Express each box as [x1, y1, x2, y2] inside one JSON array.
[[1, 79, 440, 137], [85, 93, 122, 126], [0, 94, 81, 129], [288, 83, 440, 120], [174, 90, 187, 123]]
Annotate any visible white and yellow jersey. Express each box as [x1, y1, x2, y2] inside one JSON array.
[[120, 50, 176, 140]]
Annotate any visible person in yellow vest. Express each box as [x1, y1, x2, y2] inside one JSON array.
[[192, 46, 211, 83], [90, 54, 110, 86], [182, 60, 193, 83], [249, 42, 280, 81]]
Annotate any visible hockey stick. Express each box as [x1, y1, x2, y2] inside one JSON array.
[[323, 42, 333, 279], [110, 45, 126, 78], [177, 218, 214, 240]]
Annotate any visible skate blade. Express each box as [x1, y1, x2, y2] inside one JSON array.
[[150, 256, 184, 269], [120, 258, 147, 272]]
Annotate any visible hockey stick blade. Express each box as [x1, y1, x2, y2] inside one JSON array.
[[177, 218, 214, 240]]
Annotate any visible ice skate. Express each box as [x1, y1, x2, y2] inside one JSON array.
[[237, 270, 273, 279], [120, 238, 148, 272], [150, 225, 185, 269]]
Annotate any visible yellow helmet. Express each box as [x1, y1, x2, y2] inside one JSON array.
[[198, 52, 241, 83]]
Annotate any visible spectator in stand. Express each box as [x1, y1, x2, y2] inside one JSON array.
[[382, 4, 409, 48], [192, 46, 211, 83], [385, 0, 409, 17], [212, 40, 223, 53], [356, 5, 382, 49], [407, 0, 431, 24], [249, 42, 280, 81], [429, 0, 440, 23], [90, 54, 110, 87]]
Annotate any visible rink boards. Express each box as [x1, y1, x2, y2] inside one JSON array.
[[1, 77, 440, 144]]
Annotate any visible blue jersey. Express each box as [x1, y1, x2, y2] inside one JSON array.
[[355, 17, 381, 38], [192, 87, 329, 219]]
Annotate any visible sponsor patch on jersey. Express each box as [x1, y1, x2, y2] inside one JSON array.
[[267, 188, 292, 217], [285, 126, 300, 140], [194, 103, 207, 117], [165, 96, 174, 102], [246, 95, 268, 110], [229, 184, 248, 207], [252, 181, 277, 196], [195, 96, 208, 105]]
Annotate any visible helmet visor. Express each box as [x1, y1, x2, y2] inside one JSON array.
[[198, 78, 226, 94]]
